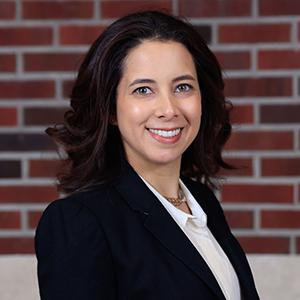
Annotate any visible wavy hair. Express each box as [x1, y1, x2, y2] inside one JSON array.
[[46, 10, 233, 194]]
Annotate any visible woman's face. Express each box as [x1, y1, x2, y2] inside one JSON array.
[[114, 40, 202, 170]]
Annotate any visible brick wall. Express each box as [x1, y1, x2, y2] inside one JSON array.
[[0, 0, 299, 255]]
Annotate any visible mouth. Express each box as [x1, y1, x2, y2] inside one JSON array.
[[147, 128, 182, 138]]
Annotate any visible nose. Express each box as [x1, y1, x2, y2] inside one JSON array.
[[154, 92, 179, 120]]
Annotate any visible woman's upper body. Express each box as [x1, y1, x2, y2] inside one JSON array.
[[35, 163, 260, 300], [35, 10, 260, 300]]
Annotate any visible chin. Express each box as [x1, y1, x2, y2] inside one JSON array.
[[149, 155, 181, 166]]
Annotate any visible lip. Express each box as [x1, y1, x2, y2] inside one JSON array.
[[146, 127, 183, 144]]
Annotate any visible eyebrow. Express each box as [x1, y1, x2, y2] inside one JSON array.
[[172, 74, 196, 83], [128, 74, 196, 87], [129, 78, 156, 87]]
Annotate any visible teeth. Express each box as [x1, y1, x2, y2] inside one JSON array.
[[148, 128, 181, 138]]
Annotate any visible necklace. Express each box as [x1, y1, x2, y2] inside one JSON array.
[[164, 185, 186, 206]]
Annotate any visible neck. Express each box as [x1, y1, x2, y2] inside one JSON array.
[[127, 157, 181, 198]]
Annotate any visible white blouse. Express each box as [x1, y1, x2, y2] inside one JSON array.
[[139, 176, 241, 300]]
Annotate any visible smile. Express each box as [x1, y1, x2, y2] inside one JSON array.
[[148, 128, 182, 138]]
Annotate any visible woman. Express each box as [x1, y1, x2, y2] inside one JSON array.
[[35, 11, 260, 300]]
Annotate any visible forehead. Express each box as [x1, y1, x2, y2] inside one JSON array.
[[121, 40, 197, 79]]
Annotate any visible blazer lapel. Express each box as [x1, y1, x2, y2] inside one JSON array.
[[115, 164, 226, 300], [181, 177, 260, 300]]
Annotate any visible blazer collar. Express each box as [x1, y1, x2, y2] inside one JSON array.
[[114, 163, 226, 300]]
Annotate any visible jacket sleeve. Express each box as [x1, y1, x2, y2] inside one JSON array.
[[35, 198, 117, 300]]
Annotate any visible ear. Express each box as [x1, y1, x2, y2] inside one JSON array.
[[109, 115, 118, 126]]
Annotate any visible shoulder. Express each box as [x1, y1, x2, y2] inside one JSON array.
[[35, 188, 121, 255], [37, 187, 123, 234], [44, 187, 119, 215], [35, 190, 117, 299]]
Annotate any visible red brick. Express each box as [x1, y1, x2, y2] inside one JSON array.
[[260, 104, 300, 124], [0, 27, 52, 46], [0, 107, 17, 126], [231, 104, 253, 124], [24, 53, 84, 72], [0, 186, 58, 203], [28, 211, 43, 229], [0, 134, 56, 151], [259, 50, 300, 69], [237, 236, 289, 254], [0, 160, 21, 178], [219, 157, 253, 177], [221, 184, 293, 203], [260, 0, 300, 16], [225, 131, 293, 151], [0, 212, 21, 229], [261, 210, 300, 229], [224, 210, 253, 228], [101, 1, 172, 18], [262, 158, 300, 176], [225, 77, 292, 97], [179, 0, 251, 17], [23, 1, 93, 19], [219, 24, 290, 43], [194, 25, 212, 44], [24, 107, 67, 125], [215, 51, 251, 70], [0, 54, 16, 72], [29, 159, 62, 178], [0, 1, 15, 19], [60, 25, 106, 45], [62, 79, 74, 98], [0, 81, 55, 99], [0, 238, 34, 254]]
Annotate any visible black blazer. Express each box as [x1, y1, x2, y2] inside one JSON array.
[[35, 164, 260, 300]]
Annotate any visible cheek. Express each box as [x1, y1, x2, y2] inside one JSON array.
[[117, 103, 147, 132], [119, 102, 149, 124], [131, 105, 145, 117], [186, 99, 202, 125]]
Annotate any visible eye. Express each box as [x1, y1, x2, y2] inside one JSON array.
[[175, 84, 192, 92], [134, 87, 152, 95]]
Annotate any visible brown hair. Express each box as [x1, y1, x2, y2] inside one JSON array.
[[46, 10, 233, 194]]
